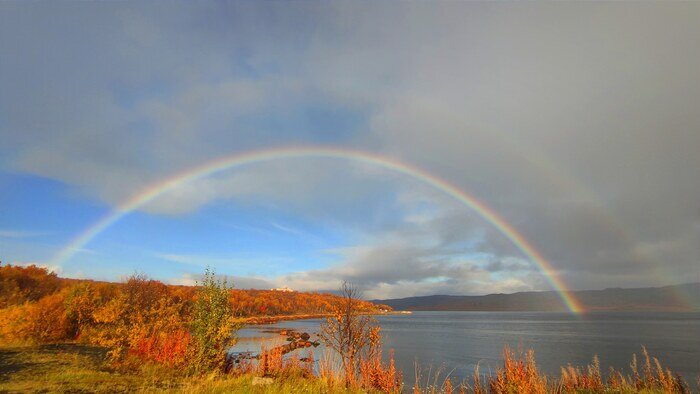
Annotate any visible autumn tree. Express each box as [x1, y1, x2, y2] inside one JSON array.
[[0, 263, 63, 307], [320, 281, 378, 386]]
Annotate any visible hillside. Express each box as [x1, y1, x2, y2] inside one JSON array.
[[374, 283, 700, 312], [0, 263, 389, 317]]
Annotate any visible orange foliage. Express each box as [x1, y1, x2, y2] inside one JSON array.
[[556, 346, 688, 393], [443, 377, 453, 394], [25, 291, 72, 343], [0, 289, 73, 344], [560, 355, 603, 392], [487, 346, 548, 394], [0, 264, 391, 376], [229, 288, 388, 317], [0, 263, 63, 307], [257, 346, 314, 379], [90, 274, 192, 362], [359, 348, 402, 393], [132, 329, 191, 367]]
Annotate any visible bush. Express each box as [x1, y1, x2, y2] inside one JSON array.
[[189, 268, 239, 374], [24, 291, 72, 343], [64, 283, 101, 338], [91, 274, 190, 363]]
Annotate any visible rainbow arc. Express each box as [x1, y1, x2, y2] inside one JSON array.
[[50, 146, 585, 314]]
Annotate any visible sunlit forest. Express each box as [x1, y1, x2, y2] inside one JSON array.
[[0, 263, 386, 345]]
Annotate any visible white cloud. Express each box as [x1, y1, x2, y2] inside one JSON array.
[[0, 230, 46, 238], [9, 261, 63, 276], [155, 253, 292, 269]]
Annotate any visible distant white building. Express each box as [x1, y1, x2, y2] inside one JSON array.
[[270, 286, 294, 292]]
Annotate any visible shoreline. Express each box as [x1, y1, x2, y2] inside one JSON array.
[[235, 310, 412, 325]]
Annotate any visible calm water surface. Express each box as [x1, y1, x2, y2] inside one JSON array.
[[232, 311, 700, 385]]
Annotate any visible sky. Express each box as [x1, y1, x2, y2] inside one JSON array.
[[1, 2, 699, 299]]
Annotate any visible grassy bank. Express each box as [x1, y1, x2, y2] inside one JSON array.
[[0, 344, 363, 393], [2, 344, 696, 393]]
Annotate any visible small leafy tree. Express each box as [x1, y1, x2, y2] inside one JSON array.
[[320, 281, 377, 386], [189, 267, 239, 373]]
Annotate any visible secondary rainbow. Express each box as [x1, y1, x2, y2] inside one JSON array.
[[50, 146, 585, 314]]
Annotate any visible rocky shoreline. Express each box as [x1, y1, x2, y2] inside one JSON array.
[[229, 329, 321, 365], [235, 310, 411, 325]]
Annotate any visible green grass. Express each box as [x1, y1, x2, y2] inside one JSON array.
[[0, 344, 145, 392], [0, 344, 361, 393]]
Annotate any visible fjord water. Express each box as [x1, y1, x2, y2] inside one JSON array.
[[234, 311, 700, 385], [378, 312, 700, 385]]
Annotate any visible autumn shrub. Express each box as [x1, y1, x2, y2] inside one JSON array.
[[0, 283, 70, 344], [19, 291, 72, 343], [487, 346, 548, 394], [358, 327, 402, 393], [559, 355, 603, 392], [258, 345, 279, 376], [0, 290, 72, 344], [90, 274, 190, 363], [64, 282, 103, 338], [552, 346, 690, 393], [132, 329, 192, 368], [624, 347, 688, 393], [0, 304, 30, 344], [256, 346, 315, 380]]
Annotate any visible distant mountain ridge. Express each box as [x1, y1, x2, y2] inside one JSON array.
[[373, 283, 700, 312]]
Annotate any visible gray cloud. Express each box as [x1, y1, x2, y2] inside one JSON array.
[[2, 3, 699, 295], [228, 208, 546, 299]]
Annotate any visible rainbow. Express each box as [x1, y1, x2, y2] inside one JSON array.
[[50, 146, 584, 313]]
